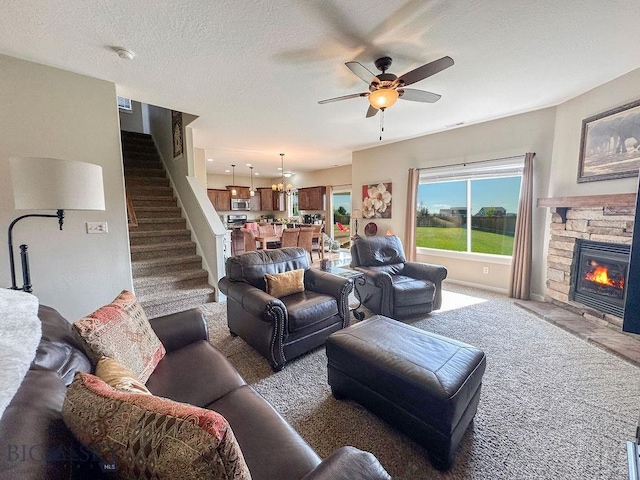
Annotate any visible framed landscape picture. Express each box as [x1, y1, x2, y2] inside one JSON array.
[[577, 99, 640, 183], [362, 182, 392, 219]]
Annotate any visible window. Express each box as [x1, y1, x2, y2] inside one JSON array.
[[117, 96, 132, 112], [416, 157, 523, 256]]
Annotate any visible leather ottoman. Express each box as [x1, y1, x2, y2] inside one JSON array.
[[326, 315, 486, 470]]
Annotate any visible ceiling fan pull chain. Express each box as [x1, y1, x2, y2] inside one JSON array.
[[379, 108, 385, 141]]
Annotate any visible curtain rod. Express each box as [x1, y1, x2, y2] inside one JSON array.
[[417, 153, 535, 172]]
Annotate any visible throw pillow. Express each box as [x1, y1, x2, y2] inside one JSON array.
[[63, 372, 251, 480], [73, 290, 165, 383], [95, 357, 151, 395], [265, 269, 305, 298]]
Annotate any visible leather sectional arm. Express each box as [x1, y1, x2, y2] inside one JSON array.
[[219, 278, 286, 321], [404, 262, 448, 283], [149, 308, 208, 353], [304, 269, 353, 321], [301, 446, 391, 480], [353, 267, 393, 289], [404, 262, 448, 309]]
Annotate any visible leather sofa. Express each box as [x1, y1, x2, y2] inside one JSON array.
[[350, 235, 448, 319], [0, 304, 390, 480], [219, 247, 352, 370]]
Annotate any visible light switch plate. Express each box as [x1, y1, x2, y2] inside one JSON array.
[[86, 222, 108, 234]]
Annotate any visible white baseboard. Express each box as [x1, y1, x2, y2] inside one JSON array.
[[443, 279, 508, 295]]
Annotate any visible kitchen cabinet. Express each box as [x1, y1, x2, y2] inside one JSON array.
[[298, 186, 325, 210], [249, 193, 261, 211], [207, 189, 231, 211], [226, 186, 251, 199]]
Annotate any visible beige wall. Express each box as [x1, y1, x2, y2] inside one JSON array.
[[0, 54, 132, 319], [206, 173, 273, 191], [352, 108, 557, 297], [548, 67, 640, 197]]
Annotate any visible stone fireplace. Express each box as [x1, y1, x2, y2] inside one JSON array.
[[538, 194, 635, 328]]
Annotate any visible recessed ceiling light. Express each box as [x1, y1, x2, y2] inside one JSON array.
[[277, 167, 282, 171], [224, 169, 230, 173], [283, 173, 292, 178], [207, 158, 214, 162], [254, 173, 260, 176], [245, 163, 252, 167]]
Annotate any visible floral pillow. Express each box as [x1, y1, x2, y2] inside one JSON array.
[[73, 291, 165, 383], [63, 372, 251, 480]]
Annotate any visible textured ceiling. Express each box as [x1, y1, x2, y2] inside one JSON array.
[[0, 1, 638, 179]]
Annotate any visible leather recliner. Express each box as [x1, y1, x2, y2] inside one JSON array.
[[350, 235, 447, 319], [218, 247, 352, 370]]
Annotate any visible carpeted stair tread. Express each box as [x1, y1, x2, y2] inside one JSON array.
[[125, 177, 170, 186], [130, 240, 195, 253], [124, 167, 166, 177], [140, 286, 216, 319], [131, 256, 203, 276], [129, 229, 189, 238], [129, 194, 176, 202], [126, 185, 173, 195], [133, 269, 208, 288]]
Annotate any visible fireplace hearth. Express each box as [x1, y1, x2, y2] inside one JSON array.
[[570, 240, 630, 318]]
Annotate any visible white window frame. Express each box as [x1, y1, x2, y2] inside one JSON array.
[[416, 156, 524, 259]]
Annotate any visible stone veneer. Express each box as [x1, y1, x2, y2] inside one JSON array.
[[545, 205, 634, 329]]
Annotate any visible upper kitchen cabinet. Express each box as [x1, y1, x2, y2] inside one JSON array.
[[226, 186, 251, 199], [297, 186, 325, 210], [207, 189, 231, 211]]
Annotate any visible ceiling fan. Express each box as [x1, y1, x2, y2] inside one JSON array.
[[318, 56, 454, 117]]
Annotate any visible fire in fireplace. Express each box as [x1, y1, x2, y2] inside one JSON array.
[[570, 240, 630, 318]]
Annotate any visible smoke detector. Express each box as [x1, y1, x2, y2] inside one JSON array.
[[112, 47, 135, 60]]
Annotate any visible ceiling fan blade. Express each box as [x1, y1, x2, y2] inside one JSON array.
[[398, 56, 454, 87], [346, 61, 380, 85], [366, 105, 378, 118], [398, 88, 441, 103], [318, 92, 368, 104]]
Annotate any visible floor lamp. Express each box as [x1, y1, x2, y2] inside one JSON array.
[[8, 157, 105, 292]]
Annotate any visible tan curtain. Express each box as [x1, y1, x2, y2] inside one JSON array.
[[509, 152, 535, 299], [404, 168, 419, 261]]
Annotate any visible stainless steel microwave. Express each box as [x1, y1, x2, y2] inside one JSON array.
[[231, 199, 251, 211]]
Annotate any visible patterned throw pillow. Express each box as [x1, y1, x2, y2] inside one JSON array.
[[73, 291, 165, 383], [265, 269, 305, 298], [63, 372, 251, 480], [95, 356, 151, 395]]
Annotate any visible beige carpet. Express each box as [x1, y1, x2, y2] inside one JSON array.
[[200, 284, 639, 479]]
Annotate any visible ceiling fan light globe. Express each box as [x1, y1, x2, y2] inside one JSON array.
[[368, 89, 399, 109]]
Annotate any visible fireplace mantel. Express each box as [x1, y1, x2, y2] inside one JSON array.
[[537, 193, 636, 222]]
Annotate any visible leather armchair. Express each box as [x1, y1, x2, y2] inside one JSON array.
[[219, 247, 353, 370], [350, 235, 447, 319]]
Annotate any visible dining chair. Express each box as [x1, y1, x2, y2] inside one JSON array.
[[242, 228, 258, 252], [258, 224, 276, 237], [298, 227, 315, 262], [311, 224, 323, 260], [280, 228, 300, 248]]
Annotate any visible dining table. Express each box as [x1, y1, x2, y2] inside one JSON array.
[[254, 232, 321, 250]]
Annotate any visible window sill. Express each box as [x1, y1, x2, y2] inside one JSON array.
[[416, 247, 512, 265]]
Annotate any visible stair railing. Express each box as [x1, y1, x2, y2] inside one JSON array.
[[126, 192, 138, 227]]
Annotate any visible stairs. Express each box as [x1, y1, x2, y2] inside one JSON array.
[[121, 131, 216, 318]]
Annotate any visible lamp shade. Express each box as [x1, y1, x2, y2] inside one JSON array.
[[9, 157, 105, 211]]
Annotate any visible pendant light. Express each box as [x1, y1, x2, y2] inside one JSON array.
[[230, 165, 237, 196], [271, 153, 293, 196], [249, 166, 255, 197]]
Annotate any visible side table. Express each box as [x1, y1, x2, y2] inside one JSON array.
[[327, 267, 366, 320]]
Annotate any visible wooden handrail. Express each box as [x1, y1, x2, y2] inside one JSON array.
[[126, 192, 138, 227]]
